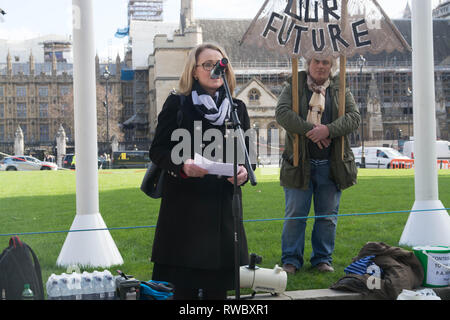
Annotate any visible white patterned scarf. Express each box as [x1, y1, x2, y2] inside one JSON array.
[[306, 75, 330, 125], [191, 83, 230, 126]]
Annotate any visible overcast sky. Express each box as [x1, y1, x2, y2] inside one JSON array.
[[0, 0, 443, 61]]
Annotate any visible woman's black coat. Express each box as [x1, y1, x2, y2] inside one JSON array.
[[149, 93, 250, 271]]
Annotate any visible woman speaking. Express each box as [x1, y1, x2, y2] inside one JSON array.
[[149, 43, 251, 300]]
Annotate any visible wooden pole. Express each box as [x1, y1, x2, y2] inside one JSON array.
[[338, 0, 348, 160], [292, 1, 299, 167], [339, 56, 346, 160], [292, 58, 299, 166]]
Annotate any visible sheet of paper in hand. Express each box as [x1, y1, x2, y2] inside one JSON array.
[[194, 153, 234, 177]]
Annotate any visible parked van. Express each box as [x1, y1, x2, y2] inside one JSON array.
[[402, 140, 450, 160], [111, 150, 149, 169], [351, 147, 411, 168]]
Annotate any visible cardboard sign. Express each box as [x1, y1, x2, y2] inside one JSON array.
[[241, 0, 411, 59]]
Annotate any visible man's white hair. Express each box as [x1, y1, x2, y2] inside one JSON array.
[[303, 57, 339, 77]]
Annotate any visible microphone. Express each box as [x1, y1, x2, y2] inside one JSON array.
[[210, 58, 228, 79]]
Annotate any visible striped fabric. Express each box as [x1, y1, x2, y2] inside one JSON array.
[[191, 83, 230, 126], [344, 255, 382, 276], [310, 159, 329, 166]]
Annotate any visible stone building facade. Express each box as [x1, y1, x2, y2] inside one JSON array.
[[147, 13, 449, 154], [1, 1, 448, 159], [0, 50, 125, 157]]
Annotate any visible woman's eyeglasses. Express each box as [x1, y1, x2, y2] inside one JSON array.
[[196, 60, 219, 72]]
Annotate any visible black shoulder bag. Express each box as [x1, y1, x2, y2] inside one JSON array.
[[140, 94, 185, 199]]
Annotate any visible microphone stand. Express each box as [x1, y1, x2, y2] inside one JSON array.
[[220, 70, 257, 300]]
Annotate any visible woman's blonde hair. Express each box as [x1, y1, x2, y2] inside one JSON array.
[[178, 43, 236, 96]]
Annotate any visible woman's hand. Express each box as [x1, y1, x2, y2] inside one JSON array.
[[227, 165, 248, 186], [182, 159, 208, 178]]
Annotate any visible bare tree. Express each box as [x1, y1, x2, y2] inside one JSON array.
[[55, 82, 124, 146], [96, 82, 124, 144]]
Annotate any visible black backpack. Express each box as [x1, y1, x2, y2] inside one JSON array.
[[0, 236, 44, 300]]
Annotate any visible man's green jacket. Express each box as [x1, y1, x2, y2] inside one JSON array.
[[275, 70, 360, 190]]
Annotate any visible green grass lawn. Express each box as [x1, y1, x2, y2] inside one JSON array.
[[1, 168, 449, 296]]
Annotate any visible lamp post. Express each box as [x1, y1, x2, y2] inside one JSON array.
[[103, 67, 111, 153], [358, 55, 366, 168], [252, 122, 259, 167], [407, 87, 412, 138]]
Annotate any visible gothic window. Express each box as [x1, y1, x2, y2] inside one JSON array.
[[248, 88, 261, 104], [60, 86, 70, 96], [125, 127, 134, 142], [40, 124, 49, 142], [0, 104, 3, 118], [39, 103, 48, 118], [61, 103, 69, 117], [124, 102, 134, 117], [38, 87, 49, 97], [16, 86, 26, 97], [385, 130, 391, 140], [0, 86, 3, 96], [124, 84, 133, 97], [17, 103, 27, 118]]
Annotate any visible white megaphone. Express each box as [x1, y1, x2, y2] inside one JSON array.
[[240, 253, 287, 295]]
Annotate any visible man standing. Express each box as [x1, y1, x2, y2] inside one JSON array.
[[276, 57, 360, 274]]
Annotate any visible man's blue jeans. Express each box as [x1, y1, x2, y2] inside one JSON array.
[[281, 160, 341, 269]]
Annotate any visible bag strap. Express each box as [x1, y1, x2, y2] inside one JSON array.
[[177, 94, 185, 127], [25, 242, 44, 299], [9, 236, 23, 249]]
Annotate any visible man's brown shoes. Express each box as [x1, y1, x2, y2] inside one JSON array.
[[316, 262, 334, 272], [282, 263, 297, 274], [282, 262, 334, 273]]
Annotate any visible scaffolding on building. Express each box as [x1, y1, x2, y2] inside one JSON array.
[[41, 41, 72, 63]]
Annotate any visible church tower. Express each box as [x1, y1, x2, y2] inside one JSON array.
[[29, 50, 35, 76], [52, 50, 57, 76], [149, 0, 202, 135], [180, 0, 194, 34], [7, 51, 12, 76], [403, 1, 412, 19]]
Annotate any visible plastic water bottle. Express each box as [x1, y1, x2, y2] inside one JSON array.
[[69, 272, 82, 300], [46, 274, 61, 300], [22, 284, 34, 300], [59, 273, 72, 300], [102, 270, 116, 300], [92, 271, 105, 300], [81, 271, 95, 300]]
